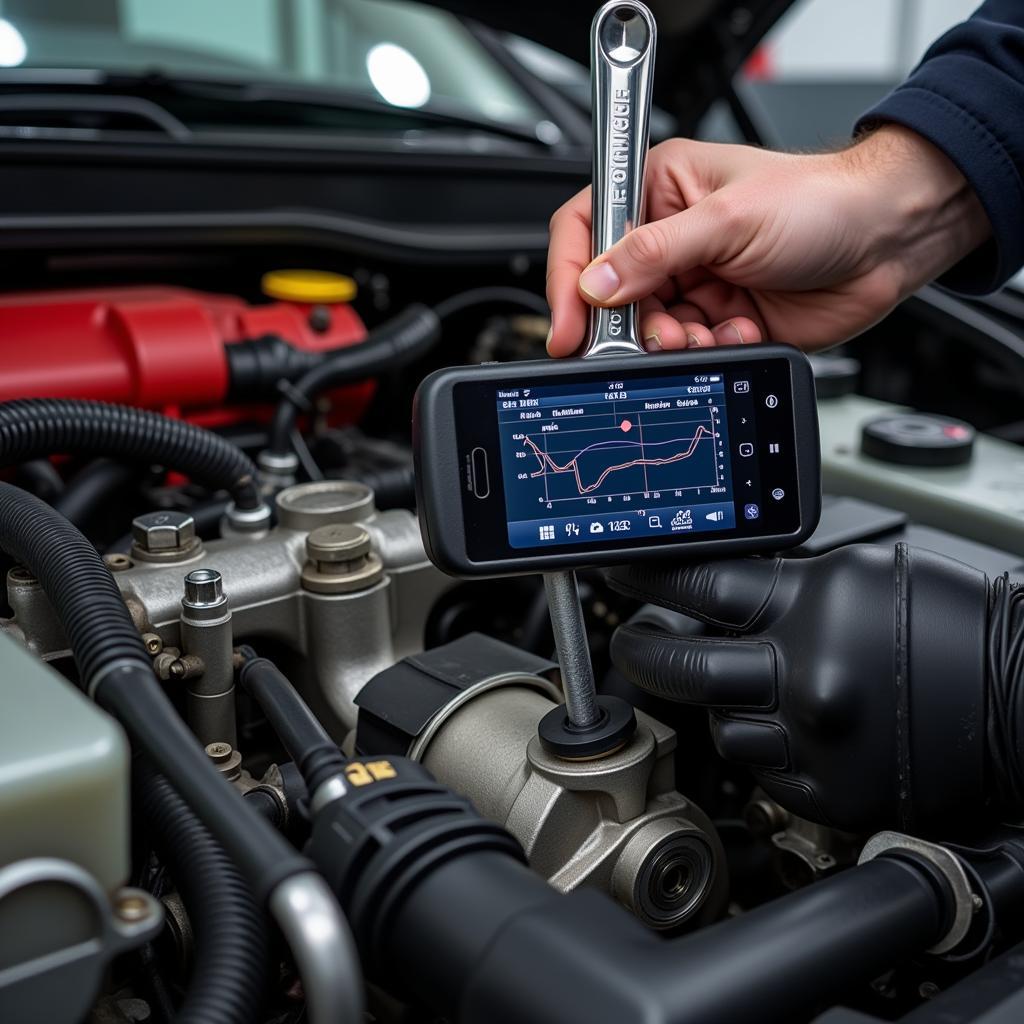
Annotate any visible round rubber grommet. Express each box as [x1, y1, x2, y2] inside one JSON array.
[[537, 695, 637, 759], [861, 413, 975, 467]]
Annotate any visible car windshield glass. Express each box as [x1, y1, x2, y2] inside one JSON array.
[[0, 0, 545, 130]]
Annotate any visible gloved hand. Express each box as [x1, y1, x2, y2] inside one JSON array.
[[606, 544, 1016, 835]]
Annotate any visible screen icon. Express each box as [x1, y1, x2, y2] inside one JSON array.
[[538, 525, 555, 540], [734, 381, 750, 393], [565, 522, 580, 536], [738, 443, 754, 457], [705, 510, 725, 522], [771, 488, 785, 501], [589, 522, 604, 534], [671, 509, 693, 527], [765, 394, 779, 408], [744, 504, 760, 520], [769, 442, 780, 454], [648, 515, 661, 528]]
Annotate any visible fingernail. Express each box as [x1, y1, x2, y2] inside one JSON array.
[[686, 332, 701, 348], [545, 326, 554, 354], [726, 321, 745, 345], [579, 261, 621, 301], [643, 331, 661, 352]]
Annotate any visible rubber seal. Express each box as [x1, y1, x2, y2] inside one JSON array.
[[537, 694, 637, 759]]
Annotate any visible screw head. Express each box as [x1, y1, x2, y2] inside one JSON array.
[[131, 510, 196, 552], [183, 568, 224, 606], [116, 892, 151, 923]]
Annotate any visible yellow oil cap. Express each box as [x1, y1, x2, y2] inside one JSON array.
[[261, 269, 358, 304]]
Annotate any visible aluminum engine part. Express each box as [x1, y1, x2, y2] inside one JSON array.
[[3, 481, 451, 738], [0, 631, 163, 1024], [402, 669, 726, 930]]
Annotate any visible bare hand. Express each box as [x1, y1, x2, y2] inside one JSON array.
[[546, 126, 990, 356]]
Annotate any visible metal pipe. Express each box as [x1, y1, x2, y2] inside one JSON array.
[[543, 570, 600, 729], [269, 871, 364, 1024]]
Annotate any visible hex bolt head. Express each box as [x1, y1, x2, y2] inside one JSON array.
[[183, 568, 224, 606], [131, 510, 196, 552]]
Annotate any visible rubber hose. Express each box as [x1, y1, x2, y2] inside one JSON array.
[[136, 762, 269, 1024], [0, 398, 261, 509], [268, 304, 441, 455], [52, 458, 137, 527], [0, 481, 311, 903], [237, 649, 348, 797]]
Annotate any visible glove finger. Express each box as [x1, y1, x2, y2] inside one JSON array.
[[605, 557, 782, 630], [710, 713, 789, 770], [611, 622, 776, 708]]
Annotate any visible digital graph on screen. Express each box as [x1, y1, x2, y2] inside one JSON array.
[[496, 374, 733, 544]]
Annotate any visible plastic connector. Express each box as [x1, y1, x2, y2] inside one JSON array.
[[305, 756, 523, 975]]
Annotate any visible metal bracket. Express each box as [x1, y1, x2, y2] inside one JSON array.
[[858, 830, 978, 955]]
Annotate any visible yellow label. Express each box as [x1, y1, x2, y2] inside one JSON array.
[[344, 760, 398, 786]]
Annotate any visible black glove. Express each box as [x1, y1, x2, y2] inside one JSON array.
[[606, 543, 1021, 835]]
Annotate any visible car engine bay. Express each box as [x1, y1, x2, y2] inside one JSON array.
[[3, 3, 1024, 1024]]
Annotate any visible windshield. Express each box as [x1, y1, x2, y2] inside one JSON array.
[[0, 0, 545, 129]]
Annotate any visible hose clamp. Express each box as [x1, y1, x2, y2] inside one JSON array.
[[309, 773, 348, 816], [859, 830, 977, 955], [87, 657, 152, 700]]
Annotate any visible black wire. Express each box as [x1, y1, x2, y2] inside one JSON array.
[[988, 574, 1024, 806], [433, 286, 549, 321], [290, 428, 324, 482]]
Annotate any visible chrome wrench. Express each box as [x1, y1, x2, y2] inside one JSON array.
[[582, 0, 657, 358], [546, 1, 657, 740]]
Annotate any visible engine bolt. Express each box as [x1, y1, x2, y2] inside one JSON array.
[[183, 568, 224, 606], [205, 741, 242, 781], [132, 510, 196, 552], [169, 654, 205, 680], [116, 892, 151, 923], [141, 632, 163, 655], [301, 523, 383, 595]]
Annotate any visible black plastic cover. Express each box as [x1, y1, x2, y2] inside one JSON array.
[[354, 632, 557, 756]]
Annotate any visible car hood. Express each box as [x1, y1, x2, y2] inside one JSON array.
[[429, 0, 799, 126]]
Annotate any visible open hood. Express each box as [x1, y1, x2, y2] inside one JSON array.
[[431, 0, 800, 129]]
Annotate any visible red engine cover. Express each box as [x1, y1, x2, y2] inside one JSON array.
[[0, 285, 370, 421]]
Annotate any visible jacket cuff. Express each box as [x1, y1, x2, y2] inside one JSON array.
[[857, 61, 1024, 295]]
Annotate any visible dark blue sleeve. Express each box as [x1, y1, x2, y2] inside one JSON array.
[[856, 1, 1024, 294]]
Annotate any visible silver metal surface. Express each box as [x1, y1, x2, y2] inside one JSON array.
[[302, 523, 383, 595], [858, 830, 976, 955], [4, 479, 449, 738], [309, 773, 349, 816], [0, 858, 162, 1024], [418, 680, 725, 930], [223, 500, 272, 534], [581, 0, 656, 358], [180, 571, 236, 748], [543, 571, 600, 729], [183, 568, 224, 606], [276, 480, 376, 531], [131, 510, 196, 552], [269, 872, 363, 1024]]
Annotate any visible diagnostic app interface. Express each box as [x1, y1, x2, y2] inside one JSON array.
[[495, 373, 735, 548]]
